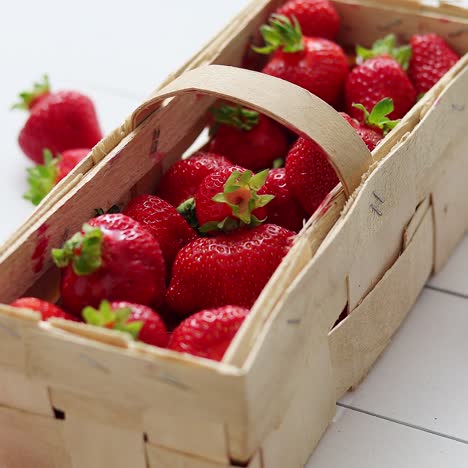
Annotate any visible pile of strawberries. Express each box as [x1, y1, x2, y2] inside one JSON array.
[[12, 0, 460, 361]]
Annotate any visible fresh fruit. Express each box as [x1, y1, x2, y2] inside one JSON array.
[[258, 168, 307, 232], [157, 152, 232, 207], [13, 75, 102, 163], [24, 148, 90, 206], [285, 136, 338, 215], [276, 0, 340, 40], [346, 35, 416, 120], [168, 305, 249, 361], [11, 297, 77, 321], [208, 105, 289, 171], [408, 33, 459, 95], [83, 300, 169, 347], [52, 214, 166, 315], [340, 97, 401, 151], [255, 15, 349, 107], [167, 224, 293, 316], [124, 195, 197, 271], [195, 167, 274, 233]]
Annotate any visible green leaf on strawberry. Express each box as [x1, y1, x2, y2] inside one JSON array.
[[352, 98, 401, 135], [82, 300, 143, 340], [12, 74, 50, 111], [52, 223, 103, 275], [356, 34, 412, 70], [210, 105, 259, 132]]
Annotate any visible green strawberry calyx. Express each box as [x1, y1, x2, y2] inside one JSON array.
[[82, 300, 143, 340], [12, 74, 51, 111], [24, 149, 59, 206], [352, 98, 401, 135], [200, 169, 274, 233], [356, 34, 412, 70], [211, 105, 259, 132], [52, 223, 103, 275], [177, 197, 199, 229], [253, 14, 304, 55]]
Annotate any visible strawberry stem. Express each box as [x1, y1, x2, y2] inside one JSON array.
[[253, 14, 304, 55], [356, 34, 412, 70], [12, 74, 50, 111], [352, 98, 401, 134], [211, 105, 259, 131]]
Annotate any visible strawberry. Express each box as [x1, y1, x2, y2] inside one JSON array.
[[168, 305, 249, 361], [285, 137, 338, 215], [408, 33, 459, 95], [11, 297, 77, 322], [195, 167, 274, 233], [208, 105, 289, 171], [167, 224, 293, 316], [13, 75, 102, 164], [276, 0, 340, 40], [157, 152, 232, 208], [124, 195, 197, 271], [346, 35, 416, 120], [258, 168, 307, 232], [255, 15, 349, 107], [83, 300, 168, 347], [24, 148, 90, 206], [340, 97, 401, 151], [52, 214, 166, 315]]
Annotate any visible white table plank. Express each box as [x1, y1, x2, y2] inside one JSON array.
[[307, 407, 468, 468], [339, 288, 468, 441]]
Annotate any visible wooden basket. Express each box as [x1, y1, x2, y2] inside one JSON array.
[[1, 1, 468, 467]]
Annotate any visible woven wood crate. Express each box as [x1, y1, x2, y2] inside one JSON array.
[[0, 1, 467, 467]]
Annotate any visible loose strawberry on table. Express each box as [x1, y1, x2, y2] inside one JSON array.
[[83, 300, 169, 348], [11, 297, 77, 322], [13, 75, 102, 164], [168, 305, 249, 361], [255, 14, 349, 107], [167, 224, 293, 317], [24, 148, 90, 206], [52, 214, 166, 315], [208, 105, 289, 171]]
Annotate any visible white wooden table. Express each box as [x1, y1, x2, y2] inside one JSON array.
[[2, 1, 468, 466]]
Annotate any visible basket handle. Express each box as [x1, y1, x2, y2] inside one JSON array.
[[130, 65, 372, 197]]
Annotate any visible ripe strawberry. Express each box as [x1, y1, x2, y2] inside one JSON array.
[[408, 33, 459, 95], [195, 167, 274, 233], [346, 35, 416, 120], [276, 0, 340, 40], [285, 137, 338, 215], [208, 105, 289, 171], [124, 195, 197, 271], [24, 148, 90, 206], [11, 297, 77, 322], [52, 214, 166, 315], [258, 168, 307, 232], [167, 224, 293, 316], [340, 97, 400, 151], [255, 15, 349, 107], [168, 305, 249, 361], [157, 152, 232, 207], [13, 75, 102, 164], [83, 300, 168, 347]]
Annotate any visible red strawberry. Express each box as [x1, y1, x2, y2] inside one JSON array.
[[83, 300, 168, 348], [346, 35, 416, 120], [167, 224, 293, 316], [195, 167, 274, 233], [52, 214, 166, 315], [340, 97, 400, 151], [276, 0, 340, 40], [255, 15, 349, 107], [24, 148, 90, 206], [258, 168, 307, 232], [168, 305, 249, 361], [11, 297, 77, 322], [408, 33, 459, 95], [208, 105, 289, 171], [157, 152, 232, 207], [285, 137, 338, 215], [124, 195, 197, 271], [13, 75, 102, 164]]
